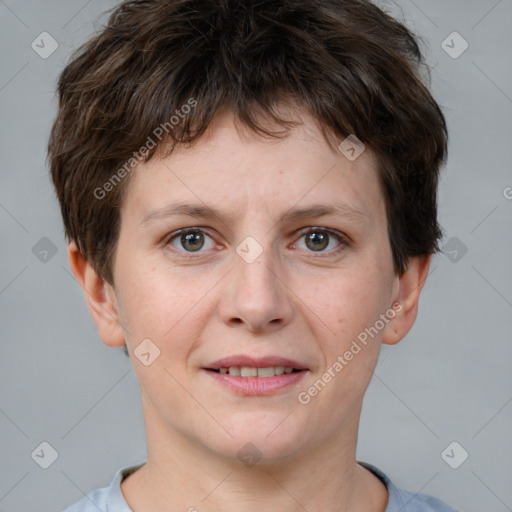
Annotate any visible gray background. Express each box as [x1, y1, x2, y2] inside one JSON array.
[[1, 1, 511, 511]]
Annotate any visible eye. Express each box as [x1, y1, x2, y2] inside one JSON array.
[[294, 227, 347, 254], [166, 228, 216, 253], [165, 227, 347, 256]]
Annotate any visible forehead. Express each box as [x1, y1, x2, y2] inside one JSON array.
[[122, 107, 386, 226]]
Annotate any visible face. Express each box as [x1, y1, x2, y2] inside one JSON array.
[[97, 107, 411, 463]]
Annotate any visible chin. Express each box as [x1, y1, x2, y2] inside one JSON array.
[[205, 413, 309, 465]]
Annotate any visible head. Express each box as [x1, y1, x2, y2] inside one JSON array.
[[48, 0, 447, 464]]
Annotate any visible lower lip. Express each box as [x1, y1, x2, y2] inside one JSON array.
[[202, 369, 308, 395]]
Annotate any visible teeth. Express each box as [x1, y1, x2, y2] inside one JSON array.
[[257, 367, 275, 377], [240, 367, 258, 377], [215, 366, 298, 377], [228, 366, 241, 376]]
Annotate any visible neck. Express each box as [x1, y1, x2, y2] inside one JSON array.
[[121, 399, 388, 512]]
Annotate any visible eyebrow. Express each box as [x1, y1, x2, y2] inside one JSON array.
[[140, 201, 370, 226]]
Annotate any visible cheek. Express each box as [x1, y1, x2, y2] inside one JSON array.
[[116, 268, 212, 400], [298, 266, 390, 344], [296, 271, 388, 415], [115, 259, 214, 349]]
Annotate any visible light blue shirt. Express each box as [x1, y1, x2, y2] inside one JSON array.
[[63, 460, 459, 511]]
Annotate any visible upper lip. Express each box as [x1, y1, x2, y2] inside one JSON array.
[[204, 355, 309, 370]]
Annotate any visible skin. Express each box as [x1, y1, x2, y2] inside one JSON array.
[[69, 105, 431, 512]]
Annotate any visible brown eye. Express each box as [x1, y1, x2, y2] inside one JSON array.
[[305, 231, 329, 251], [167, 229, 215, 253], [294, 228, 346, 254], [180, 231, 204, 251]]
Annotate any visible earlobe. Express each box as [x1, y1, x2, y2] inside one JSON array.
[[382, 254, 432, 346], [68, 241, 126, 347]]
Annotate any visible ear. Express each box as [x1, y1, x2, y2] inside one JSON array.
[[68, 241, 126, 347], [382, 254, 432, 345]]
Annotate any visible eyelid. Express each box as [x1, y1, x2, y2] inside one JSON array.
[[166, 226, 212, 240], [292, 226, 349, 253], [295, 226, 348, 241], [164, 226, 349, 255], [165, 227, 218, 254]]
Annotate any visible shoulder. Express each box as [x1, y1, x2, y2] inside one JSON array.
[[61, 462, 145, 512], [392, 486, 460, 512], [61, 485, 109, 512], [358, 461, 460, 512]]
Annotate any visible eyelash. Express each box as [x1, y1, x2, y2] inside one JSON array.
[[164, 226, 349, 257]]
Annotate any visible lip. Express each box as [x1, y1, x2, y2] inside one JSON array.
[[203, 368, 308, 395], [204, 355, 309, 371]]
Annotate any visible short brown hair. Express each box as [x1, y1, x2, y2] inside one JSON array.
[[48, 0, 448, 285]]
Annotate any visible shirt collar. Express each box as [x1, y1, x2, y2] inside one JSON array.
[[106, 459, 405, 512]]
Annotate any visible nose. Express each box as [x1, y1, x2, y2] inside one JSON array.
[[218, 245, 294, 334]]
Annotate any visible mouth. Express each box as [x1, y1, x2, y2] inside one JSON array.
[[201, 356, 309, 395], [204, 355, 309, 373], [202, 367, 308, 395], [205, 366, 303, 377]]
